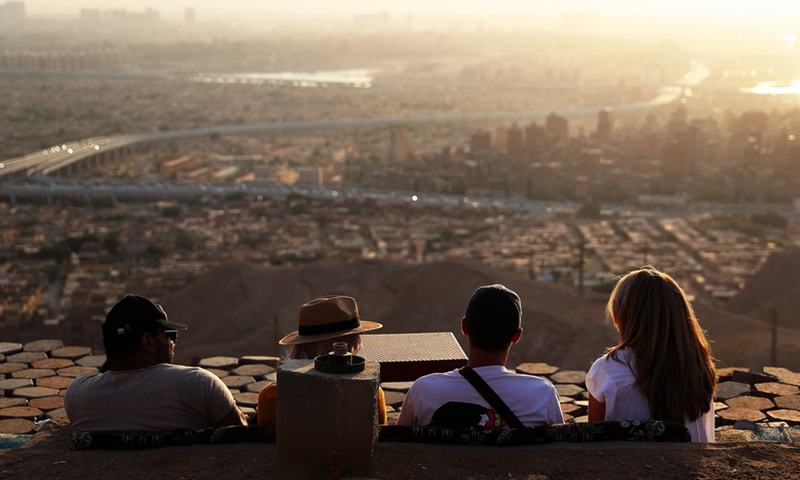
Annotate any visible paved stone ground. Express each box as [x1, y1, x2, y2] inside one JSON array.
[[1, 340, 800, 438]]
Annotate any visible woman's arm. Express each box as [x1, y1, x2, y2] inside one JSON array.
[[588, 393, 606, 422]]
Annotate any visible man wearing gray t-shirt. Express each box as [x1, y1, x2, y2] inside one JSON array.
[[65, 295, 246, 432]]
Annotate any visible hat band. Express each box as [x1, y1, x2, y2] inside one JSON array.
[[298, 318, 361, 336]]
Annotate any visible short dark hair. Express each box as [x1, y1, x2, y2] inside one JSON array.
[[464, 284, 522, 351]]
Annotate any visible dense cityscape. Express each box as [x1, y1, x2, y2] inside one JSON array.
[[1, 1, 799, 354]]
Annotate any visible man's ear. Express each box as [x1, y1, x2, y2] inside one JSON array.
[[511, 327, 523, 345], [461, 317, 469, 337], [141, 333, 157, 353]]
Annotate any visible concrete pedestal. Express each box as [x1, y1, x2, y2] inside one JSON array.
[[276, 359, 380, 478]]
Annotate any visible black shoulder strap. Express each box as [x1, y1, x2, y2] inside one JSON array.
[[458, 366, 524, 429]]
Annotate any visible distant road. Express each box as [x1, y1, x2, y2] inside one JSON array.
[[0, 62, 708, 179]]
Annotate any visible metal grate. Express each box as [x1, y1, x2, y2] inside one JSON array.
[[360, 332, 466, 363]]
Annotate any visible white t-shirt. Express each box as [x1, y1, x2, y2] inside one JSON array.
[[586, 348, 715, 443], [65, 363, 238, 432], [397, 365, 564, 429]]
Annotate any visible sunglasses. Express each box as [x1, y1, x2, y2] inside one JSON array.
[[157, 329, 179, 343]]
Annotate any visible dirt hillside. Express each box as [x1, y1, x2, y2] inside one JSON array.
[[159, 259, 800, 371]]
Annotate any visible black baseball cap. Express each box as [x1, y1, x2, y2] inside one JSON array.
[[465, 284, 522, 331], [102, 295, 187, 341]]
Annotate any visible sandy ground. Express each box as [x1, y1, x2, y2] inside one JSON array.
[[1, 419, 798, 480]]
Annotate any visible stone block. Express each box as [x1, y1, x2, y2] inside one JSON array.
[[203, 368, 230, 379], [715, 381, 750, 401], [516, 363, 558, 376], [46, 407, 67, 419], [0, 379, 34, 392], [0, 343, 23, 356], [56, 366, 98, 378], [0, 398, 27, 408], [221, 375, 255, 390], [753, 382, 799, 398], [231, 364, 275, 378], [36, 376, 73, 390], [23, 339, 63, 353], [198, 356, 238, 369], [0, 363, 27, 375], [732, 370, 778, 386], [234, 392, 259, 408], [774, 395, 800, 411], [239, 355, 280, 367], [0, 418, 37, 434], [763, 367, 800, 387], [0, 406, 44, 419], [550, 370, 587, 386], [380, 381, 414, 393], [716, 407, 766, 426], [31, 358, 74, 370], [12, 369, 56, 380], [75, 355, 107, 368], [717, 367, 749, 382], [766, 409, 800, 425], [383, 390, 405, 408], [6, 352, 47, 365], [277, 359, 379, 478], [13, 386, 58, 399], [51, 346, 92, 359], [28, 396, 65, 411], [725, 396, 774, 411], [245, 380, 271, 393], [554, 384, 584, 398]]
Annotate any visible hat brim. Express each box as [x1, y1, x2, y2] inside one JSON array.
[[161, 319, 189, 331], [279, 320, 382, 345]]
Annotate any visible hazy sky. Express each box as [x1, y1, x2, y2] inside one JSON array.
[[20, 1, 800, 32]]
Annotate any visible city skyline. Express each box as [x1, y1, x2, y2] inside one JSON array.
[[16, 0, 800, 33]]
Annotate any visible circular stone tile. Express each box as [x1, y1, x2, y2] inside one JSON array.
[[22, 339, 64, 353], [56, 366, 98, 378], [725, 396, 774, 411], [554, 384, 584, 398], [0, 363, 28, 375], [231, 364, 275, 377], [0, 398, 28, 408], [0, 418, 37, 434], [0, 406, 44, 419], [516, 362, 559, 376], [245, 380, 271, 393], [380, 381, 414, 393], [12, 386, 59, 399], [233, 392, 259, 408], [6, 352, 48, 365], [31, 358, 74, 370], [0, 378, 34, 391], [75, 355, 107, 368], [222, 376, 255, 390], [715, 381, 751, 401], [28, 396, 65, 411], [0, 343, 23, 356], [203, 368, 230, 379], [11, 369, 56, 380], [51, 346, 93, 360], [198, 356, 239, 369], [550, 370, 588, 385], [774, 395, 800, 411], [239, 356, 280, 367], [36, 376, 74, 390], [46, 407, 67, 419]]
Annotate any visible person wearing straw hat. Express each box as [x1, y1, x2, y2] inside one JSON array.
[[257, 295, 387, 426]]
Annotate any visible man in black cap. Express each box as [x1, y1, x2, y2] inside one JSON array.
[[65, 295, 246, 432], [397, 284, 563, 429]]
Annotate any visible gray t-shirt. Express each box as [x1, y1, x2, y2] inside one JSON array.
[[65, 363, 238, 432]]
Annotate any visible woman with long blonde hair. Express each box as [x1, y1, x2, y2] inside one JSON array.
[[586, 266, 717, 442]]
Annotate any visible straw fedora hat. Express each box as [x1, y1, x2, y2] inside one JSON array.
[[278, 295, 382, 345]]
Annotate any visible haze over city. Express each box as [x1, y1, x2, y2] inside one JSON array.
[[1, 0, 800, 372]]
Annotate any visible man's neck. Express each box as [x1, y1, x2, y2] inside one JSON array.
[[466, 345, 509, 368], [107, 356, 161, 371]]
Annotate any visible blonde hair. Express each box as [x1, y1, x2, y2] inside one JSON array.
[[286, 333, 362, 360], [607, 266, 716, 423]]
